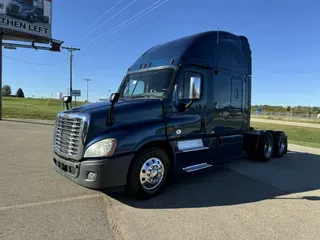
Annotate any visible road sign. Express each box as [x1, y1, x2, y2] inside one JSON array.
[[71, 90, 81, 97], [256, 108, 262, 115]]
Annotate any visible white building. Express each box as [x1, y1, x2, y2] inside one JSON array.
[[57, 92, 62, 100]]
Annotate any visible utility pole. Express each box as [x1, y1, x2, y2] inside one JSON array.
[[0, 38, 63, 120], [84, 79, 91, 102], [0, 32, 3, 120], [62, 46, 80, 108]]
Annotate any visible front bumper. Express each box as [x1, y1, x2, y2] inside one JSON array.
[[53, 152, 133, 189]]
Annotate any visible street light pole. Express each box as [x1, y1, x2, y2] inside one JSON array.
[[84, 79, 91, 102]]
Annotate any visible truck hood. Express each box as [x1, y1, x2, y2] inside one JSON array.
[[69, 101, 113, 113], [69, 98, 162, 114], [65, 99, 165, 144]]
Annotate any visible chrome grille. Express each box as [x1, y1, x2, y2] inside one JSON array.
[[54, 115, 86, 160]]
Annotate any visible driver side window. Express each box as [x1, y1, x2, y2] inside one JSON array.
[[132, 80, 145, 95], [178, 72, 202, 100]]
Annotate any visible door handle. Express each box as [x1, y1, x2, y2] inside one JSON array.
[[236, 89, 239, 99]]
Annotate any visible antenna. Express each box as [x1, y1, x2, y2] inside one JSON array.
[[215, 26, 220, 75]]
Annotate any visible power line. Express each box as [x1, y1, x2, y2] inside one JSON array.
[[92, 0, 186, 53], [77, 0, 188, 61], [81, 0, 138, 39], [89, 0, 165, 44], [3, 54, 68, 66], [73, 0, 125, 42], [73, 63, 85, 80]]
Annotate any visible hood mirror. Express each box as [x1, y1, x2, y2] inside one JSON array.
[[107, 93, 120, 126], [62, 96, 72, 110], [110, 93, 120, 103]]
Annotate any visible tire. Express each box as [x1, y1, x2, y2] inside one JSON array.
[[273, 131, 287, 158], [257, 132, 274, 162], [126, 147, 170, 199]]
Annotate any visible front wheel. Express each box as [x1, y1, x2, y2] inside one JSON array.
[[126, 147, 170, 199]]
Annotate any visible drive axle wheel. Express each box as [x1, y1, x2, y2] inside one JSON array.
[[257, 132, 274, 162], [127, 147, 170, 199], [273, 131, 287, 158]]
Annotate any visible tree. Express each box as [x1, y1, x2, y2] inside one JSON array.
[[16, 88, 25, 98], [1, 85, 12, 96]]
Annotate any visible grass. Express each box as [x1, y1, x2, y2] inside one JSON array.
[[2, 97, 320, 149], [2, 97, 86, 120], [251, 122, 320, 149]]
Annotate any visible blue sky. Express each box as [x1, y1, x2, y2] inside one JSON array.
[[3, 0, 320, 106]]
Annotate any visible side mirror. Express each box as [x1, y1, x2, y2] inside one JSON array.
[[62, 96, 72, 110], [189, 76, 201, 100], [109, 92, 120, 103], [175, 74, 202, 112]]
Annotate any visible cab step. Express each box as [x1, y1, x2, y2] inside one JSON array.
[[183, 163, 212, 173]]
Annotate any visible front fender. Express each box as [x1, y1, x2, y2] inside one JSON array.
[[84, 119, 167, 157]]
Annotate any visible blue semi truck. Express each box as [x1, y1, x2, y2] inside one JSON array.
[[52, 31, 288, 198]]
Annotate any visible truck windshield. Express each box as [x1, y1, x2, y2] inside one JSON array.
[[120, 68, 174, 99]]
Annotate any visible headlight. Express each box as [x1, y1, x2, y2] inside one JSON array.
[[84, 138, 117, 158]]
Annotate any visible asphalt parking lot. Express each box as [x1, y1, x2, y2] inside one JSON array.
[[1, 120, 320, 240]]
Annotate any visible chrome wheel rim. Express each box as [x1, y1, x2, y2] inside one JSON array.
[[139, 157, 164, 191], [264, 139, 273, 158]]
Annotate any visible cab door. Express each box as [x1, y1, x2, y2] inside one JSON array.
[[166, 67, 212, 170]]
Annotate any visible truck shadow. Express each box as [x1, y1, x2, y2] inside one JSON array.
[[106, 150, 320, 209]]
